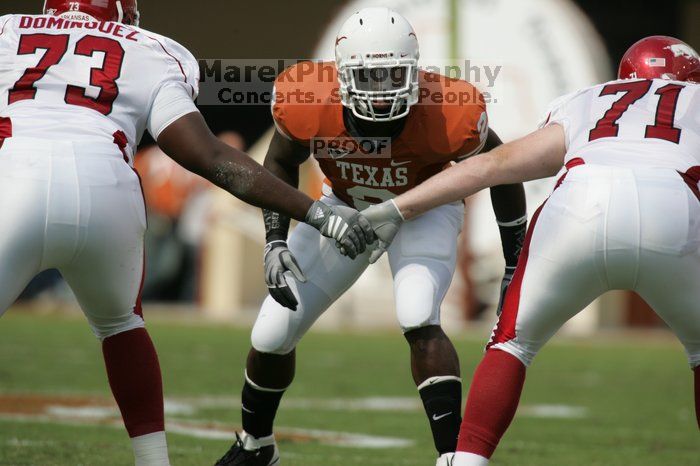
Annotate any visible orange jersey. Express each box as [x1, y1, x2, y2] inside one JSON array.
[[272, 61, 488, 209]]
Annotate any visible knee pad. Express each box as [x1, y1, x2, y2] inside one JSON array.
[[89, 312, 145, 341], [394, 263, 442, 332], [251, 292, 322, 355], [252, 278, 334, 354], [251, 297, 297, 355]]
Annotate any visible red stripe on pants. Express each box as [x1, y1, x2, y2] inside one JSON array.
[[488, 158, 584, 348], [679, 166, 700, 202], [487, 202, 544, 348], [0, 117, 12, 149]]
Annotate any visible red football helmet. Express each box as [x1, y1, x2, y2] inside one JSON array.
[[43, 0, 140, 26], [618, 35, 700, 83]]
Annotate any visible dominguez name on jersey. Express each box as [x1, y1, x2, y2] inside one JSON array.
[[18, 16, 139, 41]]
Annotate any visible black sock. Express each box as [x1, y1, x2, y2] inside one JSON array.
[[241, 379, 286, 439], [418, 377, 463, 455]]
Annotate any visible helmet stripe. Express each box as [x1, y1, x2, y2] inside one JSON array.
[[115, 1, 124, 23]]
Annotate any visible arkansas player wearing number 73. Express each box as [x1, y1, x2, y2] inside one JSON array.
[[364, 35, 700, 465], [0, 2, 374, 465]]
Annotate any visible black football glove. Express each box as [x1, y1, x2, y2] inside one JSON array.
[[264, 240, 306, 311], [496, 266, 516, 316]]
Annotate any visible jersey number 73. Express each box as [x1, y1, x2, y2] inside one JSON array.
[[8, 33, 125, 116]]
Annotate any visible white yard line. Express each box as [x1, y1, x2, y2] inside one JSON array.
[[0, 392, 586, 452], [166, 396, 589, 419], [0, 408, 414, 449]]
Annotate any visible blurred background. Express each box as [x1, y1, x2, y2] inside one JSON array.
[[3, 0, 699, 333], [2, 2, 700, 465]]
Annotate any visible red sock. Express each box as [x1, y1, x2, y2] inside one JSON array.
[[457, 349, 526, 458], [694, 366, 699, 430], [102, 328, 164, 438]]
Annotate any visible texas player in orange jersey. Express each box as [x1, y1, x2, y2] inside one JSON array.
[[215, 8, 526, 466]]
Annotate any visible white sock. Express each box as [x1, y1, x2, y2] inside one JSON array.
[[131, 431, 170, 466], [453, 451, 489, 466]]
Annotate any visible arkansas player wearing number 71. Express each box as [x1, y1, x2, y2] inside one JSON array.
[[364, 35, 700, 465], [0, 2, 374, 465]]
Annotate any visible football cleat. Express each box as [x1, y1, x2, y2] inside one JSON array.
[[214, 432, 280, 466], [43, 0, 140, 26], [618, 35, 700, 83], [436, 452, 455, 466]]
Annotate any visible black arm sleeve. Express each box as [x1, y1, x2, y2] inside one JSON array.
[[263, 209, 292, 243], [261, 130, 311, 243], [484, 129, 528, 267]]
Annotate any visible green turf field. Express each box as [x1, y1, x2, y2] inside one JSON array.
[[0, 311, 696, 466]]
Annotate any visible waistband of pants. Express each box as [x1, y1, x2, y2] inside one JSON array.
[[0, 136, 127, 159], [565, 161, 700, 201]]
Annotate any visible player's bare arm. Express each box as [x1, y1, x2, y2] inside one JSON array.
[[397, 124, 565, 218], [158, 113, 312, 221], [363, 124, 566, 257], [157, 113, 374, 259]]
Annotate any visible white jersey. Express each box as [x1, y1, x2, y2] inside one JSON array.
[[0, 14, 200, 162], [541, 78, 700, 172]]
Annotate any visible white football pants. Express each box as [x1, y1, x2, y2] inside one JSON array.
[[251, 192, 464, 355], [0, 137, 147, 339], [490, 164, 700, 369]]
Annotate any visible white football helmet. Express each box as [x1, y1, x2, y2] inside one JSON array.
[[335, 7, 420, 122]]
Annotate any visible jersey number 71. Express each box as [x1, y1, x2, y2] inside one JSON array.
[[589, 79, 684, 144]]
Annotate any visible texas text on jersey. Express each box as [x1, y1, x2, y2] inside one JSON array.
[[272, 61, 489, 209]]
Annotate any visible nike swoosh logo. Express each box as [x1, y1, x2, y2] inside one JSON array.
[[390, 160, 411, 167], [432, 412, 453, 421], [242, 406, 255, 414]]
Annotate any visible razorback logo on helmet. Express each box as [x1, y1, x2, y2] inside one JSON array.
[[43, 0, 140, 26], [618, 35, 700, 83]]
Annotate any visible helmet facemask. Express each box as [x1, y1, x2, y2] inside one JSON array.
[[116, 1, 140, 27], [338, 58, 419, 122]]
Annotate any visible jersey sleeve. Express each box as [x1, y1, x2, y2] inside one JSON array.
[[270, 62, 331, 145], [145, 35, 200, 140], [456, 106, 489, 161], [452, 81, 489, 160], [538, 90, 580, 150], [0, 15, 13, 36], [270, 83, 295, 141]]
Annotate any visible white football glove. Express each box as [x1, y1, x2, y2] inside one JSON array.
[[361, 200, 404, 263], [305, 201, 376, 259]]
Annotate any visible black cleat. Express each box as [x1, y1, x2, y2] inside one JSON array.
[[214, 432, 280, 466]]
